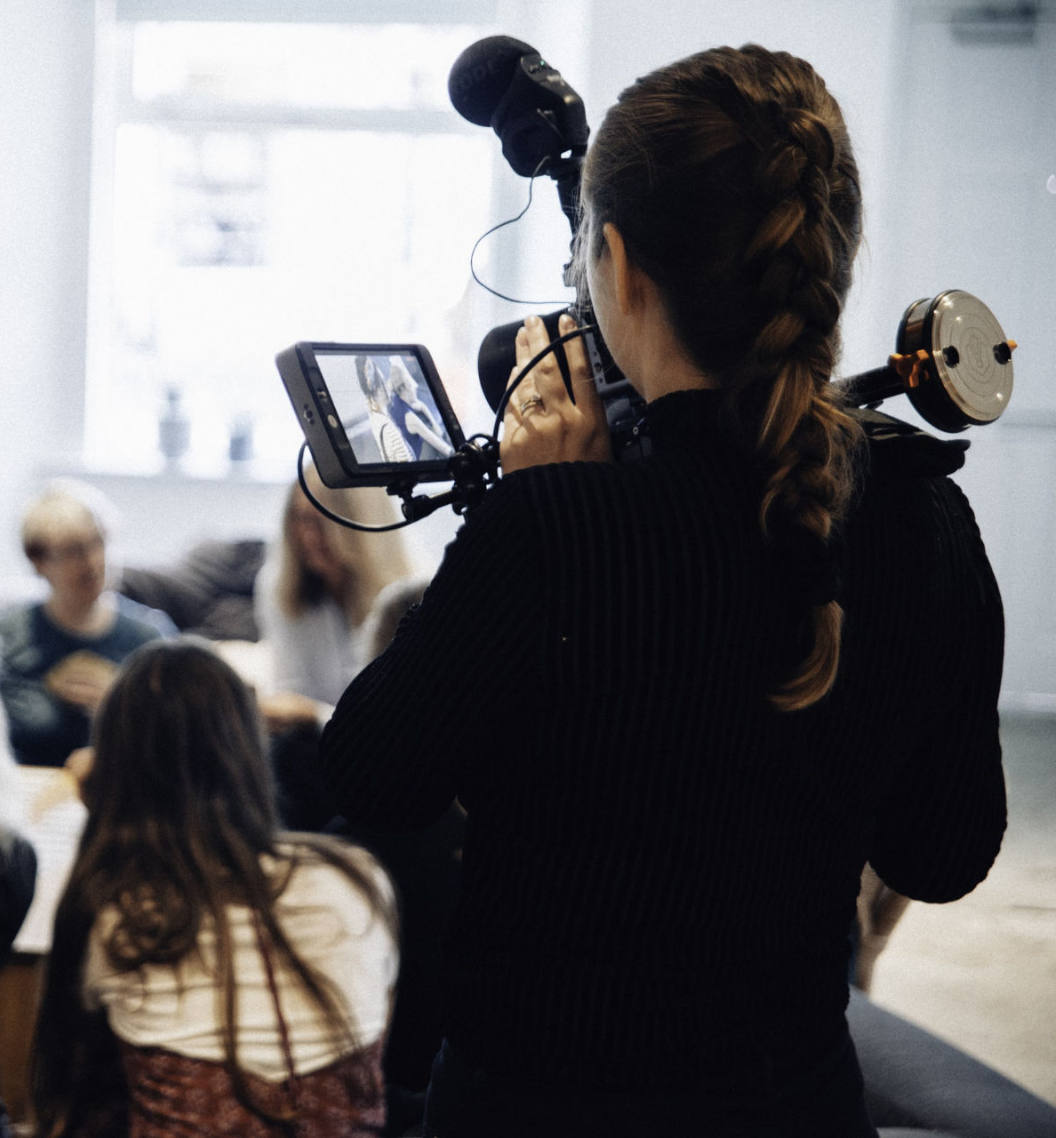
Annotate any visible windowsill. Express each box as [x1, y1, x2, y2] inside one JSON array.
[[47, 454, 302, 488]]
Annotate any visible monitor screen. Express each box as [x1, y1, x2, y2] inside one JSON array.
[[313, 347, 457, 465]]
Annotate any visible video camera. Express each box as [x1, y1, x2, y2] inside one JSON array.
[[276, 36, 1016, 525]]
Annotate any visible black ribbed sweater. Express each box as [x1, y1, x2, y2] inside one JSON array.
[[321, 389, 1005, 1093]]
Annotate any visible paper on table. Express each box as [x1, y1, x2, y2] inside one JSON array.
[[12, 765, 87, 955]]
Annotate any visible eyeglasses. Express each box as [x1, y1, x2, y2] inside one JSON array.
[[38, 534, 104, 565]]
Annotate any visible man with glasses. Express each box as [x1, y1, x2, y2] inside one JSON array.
[[0, 481, 174, 767]]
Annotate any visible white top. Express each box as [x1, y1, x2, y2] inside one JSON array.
[[0, 701, 26, 829], [253, 552, 367, 707], [83, 846, 397, 1081]]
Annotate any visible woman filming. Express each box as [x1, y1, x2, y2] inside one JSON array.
[[321, 45, 1005, 1137], [31, 641, 398, 1137]]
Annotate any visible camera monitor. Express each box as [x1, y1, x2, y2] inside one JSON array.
[[276, 342, 466, 488]]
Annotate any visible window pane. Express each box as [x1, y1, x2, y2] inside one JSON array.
[[132, 22, 483, 110], [89, 18, 504, 475], [92, 123, 493, 473]]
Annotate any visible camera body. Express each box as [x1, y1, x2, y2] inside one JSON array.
[[476, 308, 649, 462]]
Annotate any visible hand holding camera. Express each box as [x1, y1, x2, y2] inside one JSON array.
[[500, 314, 611, 475]]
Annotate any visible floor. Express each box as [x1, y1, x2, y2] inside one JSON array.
[[868, 710, 1056, 1107]]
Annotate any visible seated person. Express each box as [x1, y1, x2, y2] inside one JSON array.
[[253, 469, 411, 725], [252, 471, 413, 831], [31, 640, 398, 1137], [0, 480, 174, 767]]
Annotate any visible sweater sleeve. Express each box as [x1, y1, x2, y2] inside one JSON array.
[[0, 607, 82, 767], [320, 473, 543, 829], [867, 477, 1007, 902]]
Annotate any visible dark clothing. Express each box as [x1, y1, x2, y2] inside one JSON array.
[[0, 821, 36, 1137], [321, 390, 1005, 1128], [424, 1031, 877, 1138], [336, 804, 465, 1095], [0, 820, 36, 961], [0, 597, 173, 766]]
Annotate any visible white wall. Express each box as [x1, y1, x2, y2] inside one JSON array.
[[1, 0, 1054, 702], [572, 0, 903, 368], [0, 0, 95, 574], [877, 3, 1056, 708]]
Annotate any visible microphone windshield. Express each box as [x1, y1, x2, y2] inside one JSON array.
[[448, 35, 537, 126]]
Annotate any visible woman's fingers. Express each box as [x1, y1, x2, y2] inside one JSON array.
[[558, 314, 607, 431], [500, 313, 614, 473], [522, 315, 570, 407]]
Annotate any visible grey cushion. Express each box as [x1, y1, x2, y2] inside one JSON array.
[[119, 539, 265, 641], [850, 988, 1056, 1138]]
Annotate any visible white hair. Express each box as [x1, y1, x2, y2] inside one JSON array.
[[20, 478, 117, 563]]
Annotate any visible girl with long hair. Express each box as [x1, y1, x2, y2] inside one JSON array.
[[1, 480, 173, 768], [31, 640, 398, 1137], [320, 45, 1005, 1137]]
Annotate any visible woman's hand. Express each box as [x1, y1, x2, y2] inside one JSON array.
[[500, 313, 612, 474], [45, 652, 118, 713], [258, 690, 326, 732], [64, 746, 95, 804]]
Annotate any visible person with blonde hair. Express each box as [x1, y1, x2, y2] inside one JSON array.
[[0, 479, 173, 767], [254, 468, 412, 724], [320, 44, 1005, 1137], [251, 470, 412, 830]]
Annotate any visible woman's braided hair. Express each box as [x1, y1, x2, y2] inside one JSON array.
[[581, 44, 864, 710]]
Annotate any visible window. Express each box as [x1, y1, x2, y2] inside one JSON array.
[[86, 8, 540, 476]]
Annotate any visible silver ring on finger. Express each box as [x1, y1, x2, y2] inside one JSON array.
[[518, 395, 544, 416]]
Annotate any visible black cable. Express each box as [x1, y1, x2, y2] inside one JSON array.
[[469, 156, 574, 308], [295, 442, 416, 533]]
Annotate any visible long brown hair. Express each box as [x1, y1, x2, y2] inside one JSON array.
[[30, 640, 397, 1135], [580, 44, 864, 710], [276, 466, 411, 626]]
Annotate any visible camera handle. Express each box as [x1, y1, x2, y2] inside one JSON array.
[[836, 290, 1015, 430], [396, 435, 501, 522], [295, 438, 499, 533]]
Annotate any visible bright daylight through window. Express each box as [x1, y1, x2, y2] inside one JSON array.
[[86, 17, 502, 476]]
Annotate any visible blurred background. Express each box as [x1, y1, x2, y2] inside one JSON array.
[[0, 0, 1053, 1104]]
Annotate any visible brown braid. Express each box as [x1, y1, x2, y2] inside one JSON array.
[[580, 45, 864, 710], [741, 91, 863, 708]]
